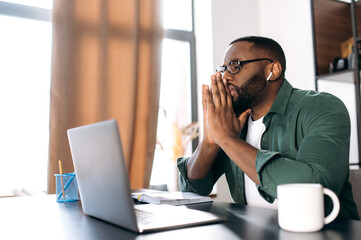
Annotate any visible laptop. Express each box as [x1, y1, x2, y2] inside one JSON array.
[[67, 119, 223, 233]]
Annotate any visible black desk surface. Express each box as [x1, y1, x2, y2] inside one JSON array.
[[1, 195, 360, 240]]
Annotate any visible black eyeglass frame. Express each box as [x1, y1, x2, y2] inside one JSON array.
[[216, 58, 274, 75]]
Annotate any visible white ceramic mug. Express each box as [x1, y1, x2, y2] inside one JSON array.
[[277, 183, 340, 232]]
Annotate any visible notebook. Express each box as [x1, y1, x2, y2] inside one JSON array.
[[131, 191, 213, 205], [67, 119, 223, 233]]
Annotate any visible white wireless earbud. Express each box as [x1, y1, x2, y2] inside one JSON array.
[[266, 72, 273, 81]]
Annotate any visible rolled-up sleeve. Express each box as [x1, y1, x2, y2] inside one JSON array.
[[177, 151, 227, 196], [177, 157, 214, 195]]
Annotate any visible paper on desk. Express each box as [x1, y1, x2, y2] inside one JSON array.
[[131, 191, 212, 206]]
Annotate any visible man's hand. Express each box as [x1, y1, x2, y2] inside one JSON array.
[[203, 72, 251, 146], [202, 83, 217, 147], [188, 72, 255, 181]]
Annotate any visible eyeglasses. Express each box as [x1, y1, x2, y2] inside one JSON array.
[[216, 58, 274, 75]]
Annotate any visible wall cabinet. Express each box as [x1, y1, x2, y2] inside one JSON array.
[[312, 0, 361, 166]]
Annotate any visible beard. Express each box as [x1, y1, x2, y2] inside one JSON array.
[[231, 73, 267, 117]]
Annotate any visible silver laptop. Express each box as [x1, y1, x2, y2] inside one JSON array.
[[67, 119, 223, 233]]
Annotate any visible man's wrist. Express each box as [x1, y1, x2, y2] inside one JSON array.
[[216, 135, 240, 150], [201, 140, 220, 153]]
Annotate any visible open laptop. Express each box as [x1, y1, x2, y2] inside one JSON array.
[[67, 119, 223, 233]]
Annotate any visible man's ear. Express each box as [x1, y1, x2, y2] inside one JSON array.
[[267, 62, 282, 81]]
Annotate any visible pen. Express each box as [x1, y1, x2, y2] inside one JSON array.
[[58, 160, 66, 200]]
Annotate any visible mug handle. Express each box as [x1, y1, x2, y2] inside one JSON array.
[[323, 188, 340, 224]]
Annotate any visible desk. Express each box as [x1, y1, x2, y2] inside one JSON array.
[[1, 195, 360, 240]]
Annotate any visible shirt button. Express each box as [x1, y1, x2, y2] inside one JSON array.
[[263, 186, 268, 190]]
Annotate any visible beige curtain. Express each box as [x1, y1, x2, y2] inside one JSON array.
[[47, 0, 162, 193]]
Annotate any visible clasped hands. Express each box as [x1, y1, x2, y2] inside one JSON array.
[[202, 72, 251, 147]]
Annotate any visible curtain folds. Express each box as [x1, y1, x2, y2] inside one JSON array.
[[47, 0, 162, 193]]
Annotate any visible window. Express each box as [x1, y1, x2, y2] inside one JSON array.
[[150, 0, 198, 190], [0, 1, 52, 196]]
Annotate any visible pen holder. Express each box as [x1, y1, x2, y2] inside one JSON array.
[[54, 173, 79, 202]]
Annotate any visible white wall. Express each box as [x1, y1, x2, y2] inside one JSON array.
[[194, 0, 316, 202], [211, 0, 260, 70], [258, 0, 315, 90]]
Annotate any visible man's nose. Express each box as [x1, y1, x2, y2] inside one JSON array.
[[222, 71, 232, 82]]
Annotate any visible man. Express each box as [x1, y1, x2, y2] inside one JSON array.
[[177, 36, 359, 220]]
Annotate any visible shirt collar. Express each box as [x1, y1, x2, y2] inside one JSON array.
[[267, 79, 293, 115]]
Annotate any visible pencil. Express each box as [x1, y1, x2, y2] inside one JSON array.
[[58, 160, 66, 200]]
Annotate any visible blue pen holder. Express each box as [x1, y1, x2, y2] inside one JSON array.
[[54, 173, 79, 202]]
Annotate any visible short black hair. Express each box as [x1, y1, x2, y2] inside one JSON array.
[[230, 36, 286, 78]]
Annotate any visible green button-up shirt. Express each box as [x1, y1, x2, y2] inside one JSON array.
[[177, 79, 359, 220]]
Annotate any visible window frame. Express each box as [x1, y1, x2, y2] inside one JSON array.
[[162, 0, 198, 149], [0, 1, 51, 21]]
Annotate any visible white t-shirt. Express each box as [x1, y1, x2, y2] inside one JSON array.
[[244, 115, 278, 209]]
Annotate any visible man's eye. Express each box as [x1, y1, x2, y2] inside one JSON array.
[[229, 61, 237, 66], [230, 62, 240, 69]]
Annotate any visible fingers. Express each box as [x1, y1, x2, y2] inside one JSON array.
[[203, 84, 214, 113], [211, 75, 221, 107], [216, 73, 227, 106], [238, 108, 252, 127], [202, 84, 207, 116], [211, 72, 228, 108], [223, 78, 234, 110]]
